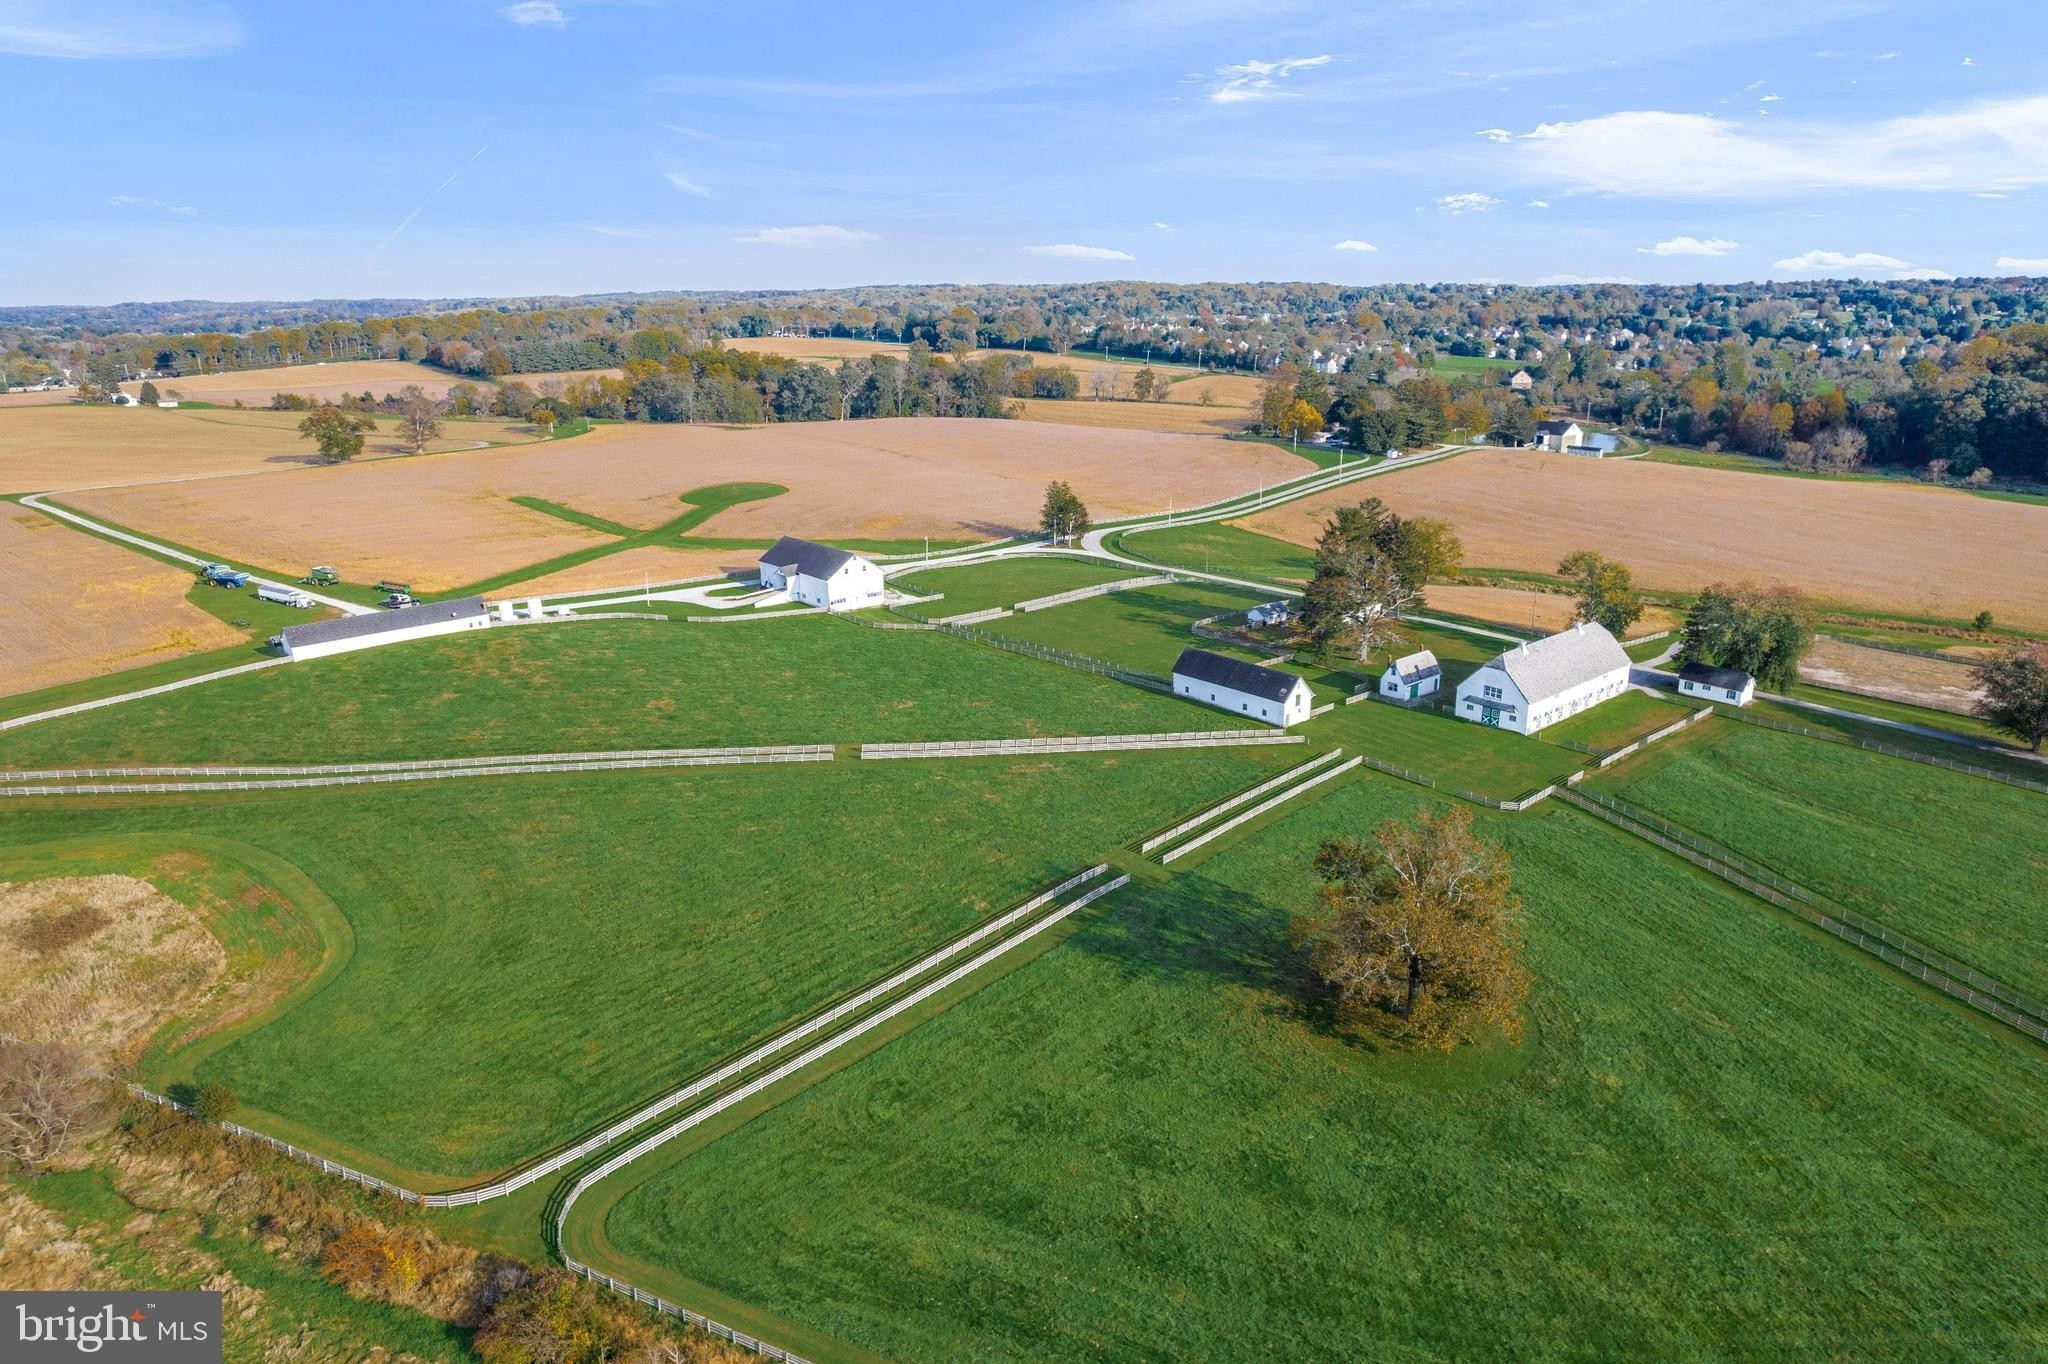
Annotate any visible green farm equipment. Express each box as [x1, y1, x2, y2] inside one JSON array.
[[301, 565, 340, 586]]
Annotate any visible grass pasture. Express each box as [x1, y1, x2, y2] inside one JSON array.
[[985, 578, 1272, 676], [1592, 718, 2048, 998], [1535, 688, 1690, 753], [891, 556, 1143, 617], [1114, 519, 1315, 583], [588, 778, 2048, 1364]]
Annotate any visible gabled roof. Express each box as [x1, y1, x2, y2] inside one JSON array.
[[1385, 649, 1441, 682], [760, 535, 860, 580], [1172, 647, 1309, 705], [1478, 623, 1630, 705], [1535, 418, 1581, 434], [280, 596, 488, 651], [1679, 661, 1754, 691]]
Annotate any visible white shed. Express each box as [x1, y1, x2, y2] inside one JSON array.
[[1247, 600, 1294, 628], [1455, 622, 1631, 735], [758, 536, 884, 611], [1677, 661, 1756, 706], [1379, 649, 1442, 700], [1172, 647, 1313, 728], [277, 595, 492, 662]]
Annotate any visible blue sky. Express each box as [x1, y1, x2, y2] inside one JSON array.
[[4, 0, 2048, 304]]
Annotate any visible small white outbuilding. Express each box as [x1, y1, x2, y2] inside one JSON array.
[[757, 536, 884, 611], [1677, 662, 1756, 706], [1172, 647, 1313, 728], [1379, 649, 1442, 701], [1455, 622, 1631, 735]]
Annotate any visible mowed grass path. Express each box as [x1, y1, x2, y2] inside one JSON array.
[[598, 780, 2048, 1364], [0, 617, 1239, 768], [0, 750, 1297, 1180], [1592, 720, 2048, 998]]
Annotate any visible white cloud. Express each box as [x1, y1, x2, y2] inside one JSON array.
[[1995, 255, 2048, 272], [1638, 235, 1741, 256], [1962, 56, 1975, 67], [736, 225, 878, 248], [1534, 273, 1644, 285], [500, 1, 565, 24], [1759, 93, 1782, 103], [1, 1, 241, 57], [1511, 95, 2048, 196], [663, 170, 713, 198], [1153, 222, 1176, 232], [108, 194, 194, 214], [1527, 199, 1551, 209], [1438, 192, 1502, 214], [1025, 243, 1135, 261], [1475, 128, 1513, 144], [1771, 249, 1948, 278], [1874, 52, 1899, 61], [1207, 54, 1331, 104], [1332, 239, 1378, 252]]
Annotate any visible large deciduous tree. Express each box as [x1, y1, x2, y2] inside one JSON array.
[[1557, 549, 1644, 636], [1293, 805, 1529, 1049], [1040, 480, 1090, 545], [1972, 643, 2048, 751], [394, 384, 443, 454], [296, 407, 376, 462], [1678, 582, 1816, 692]]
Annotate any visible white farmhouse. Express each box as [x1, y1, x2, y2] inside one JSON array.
[[1532, 419, 1585, 452], [1454, 622, 1631, 735], [1172, 647, 1313, 728], [1509, 369, 1534, 392], [1378, 649, 1442, 701], [1677, 662, 1756, 706], [1246, 600, 1294, 628], [757, 536, 884, 611], [277, 595, 491, 663]]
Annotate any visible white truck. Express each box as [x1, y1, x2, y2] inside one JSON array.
[[258, 583, 316, 609]]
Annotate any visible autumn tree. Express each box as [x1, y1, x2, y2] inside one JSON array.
[[531, 407, 557, 438], [1279, 398, 1324, 442], [394, 385, 443, 453], [1972, 643, 2048, 751], [1293, 805, 1529, 1049], [1132, 366, 1157, 402], [298, 407, 376, 462], [1557, 550, 1644, 636], [0, 1041, 103, 1175], [1040, 480, 1090, 545], [1299, 499, 1417, 662], [1678, 582, 1816, 692]]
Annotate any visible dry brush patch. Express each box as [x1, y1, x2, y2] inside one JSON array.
[[1239, 447, 2048, 629], [0, 512, 246, 698], [1800, 636, 1986, 714], [119, 360, 468, 408]]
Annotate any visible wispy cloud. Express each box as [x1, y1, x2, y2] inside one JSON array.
[[1475, 128, 1513, 144], [1206, 54, 1331, 105], [1438, 192, 1502, 214], [1153, 222, 1177, 232], [582, 225, 651, 239], [500, 1, 565, 25], [1638, 235, 1741, 256], [1, 1, 242, 58], [663, 170, 713, 198], [109, 194, 194, 215], [1333, 239, 1378, 252], [1512, 96, 2048, 196], [1025, 243, 1135, 261], [366, 145, 488, 270], [1997, 255, 2048, 272], [737, 224, 878, 248], [1772, 248, 1949, 279], [1527, 199, 1551, 209]]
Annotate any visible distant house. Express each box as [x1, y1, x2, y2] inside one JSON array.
[[1564, 432, 1621, 457], [109, 392, 139, 407], [278, 595, 491, 663], [1172, 647, 1313, 728], [757, 536, 884, 611], [1533, 419, 1585, 451], [1508, 369, 1534, 392], [1379, 649, 1442, 701], [155, 399, 180, 409], [1246, 600, 1294, 628], [1455, 622, 1631, 735], [1677, 662, 1756, 706]]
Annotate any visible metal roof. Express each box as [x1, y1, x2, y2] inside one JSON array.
[[280, 596, 488, 651], [1386, 649, 1441, 682], [1172, 647, 1309, 704], [1482, 623, 1630, 705], [1535, 418, 1580, 434], [1679, 661, 1754, 691], [759, 535, 859, 580]]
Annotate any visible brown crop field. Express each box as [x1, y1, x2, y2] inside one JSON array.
[[0, 511, 246, 697], [496, 545, 756, 598], [1422, 583, 1681, 637], [0, 390, 75, 409], [0, 406, 545, 494], [1010, 397, 1251, 435], [1239, 448, 2048, 629], [119, 360, 465, 407], [67, 418, 1309, 591], [1163, 371, 1266, 407], [1800, 636, 1986, 715]]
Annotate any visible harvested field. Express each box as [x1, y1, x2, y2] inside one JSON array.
[[1011, 397, 1251, 435], [0, 511, 245, 697], [69, 418, 1306, 590], [0, 389, 76, 408], [0, 405, 541, 493], [496, 545, 753, 597], [1426, 583, 1680, 637], [508, 368, 625, 389], [119, 360, 465, 407], [1800, 636, 1985, 715], [1163, 371, 1265, 407], [1239, 448, 2048, 629]]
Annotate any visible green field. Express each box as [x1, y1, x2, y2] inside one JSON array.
[[0, 616, 1245, 768], [987, 579, 1272, 675], [589, 778, 2048, 1364], [1112, 520, 1315, 583], [1592, 719, 2048, 997], [891, 556, 1141, 617], [1311, 698, 1582, 798], [0, 750, 1298, 1181], [1425, 353, 1520, 375], [1535, 688, 1690, 753]]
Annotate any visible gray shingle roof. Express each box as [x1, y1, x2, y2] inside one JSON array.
[[280, 596, 488, 651], [1679, 661, 1753, 691], [1484, 623, 1629, 705], [760, 535, 858, 580], [1535, 418, 1580, 434], [1387, 649, 1441, 682], [1173, 647, 1308, 704]]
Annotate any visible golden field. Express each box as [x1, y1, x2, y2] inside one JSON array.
[[119, 359, 466, 407]]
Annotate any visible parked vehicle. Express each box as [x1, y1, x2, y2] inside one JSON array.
[[200, 563, 250, 588], [374, 580, 413, 597], [300, 565, 339, 586], [258, 583, 316, 608], [380, 592, 417, 609]]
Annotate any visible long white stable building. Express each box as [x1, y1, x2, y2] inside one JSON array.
[[758, 536, 885, 611], [1172, 647, 1314, 728], [1454, 622, 1631, 735], [277, 596, 491, 662]]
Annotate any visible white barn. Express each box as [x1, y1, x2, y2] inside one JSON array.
[[1678, 661, 1756, 706], [1532, 419, 1584, 452], [1172, 647, 1313, 728], [277, 595, 491, 663], [1455, 622, 1631, 735], [758, 536, 884, 611], [1379, 649, 1442, 701]]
